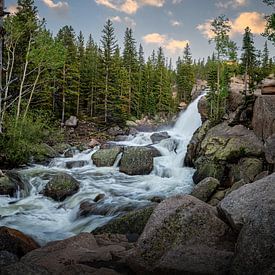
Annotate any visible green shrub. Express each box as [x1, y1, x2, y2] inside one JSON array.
[[0, 113, 62, 166]]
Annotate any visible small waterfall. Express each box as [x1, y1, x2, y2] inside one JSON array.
[[113, 152, 123, 168]]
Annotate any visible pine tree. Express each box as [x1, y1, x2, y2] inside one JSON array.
[[100, 19, 117, 123], [123, 28, 138, 116], [241, 27, 257, 94]]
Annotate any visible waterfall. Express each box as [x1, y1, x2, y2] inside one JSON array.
[[0, 93, 205, 245]]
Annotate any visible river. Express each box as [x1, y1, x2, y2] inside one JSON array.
[[0, 94, 204, 245]]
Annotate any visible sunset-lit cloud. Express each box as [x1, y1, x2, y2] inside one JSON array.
[[143, 33, 189, 54], [95, 0, 165, 14], [42, 0, 69, 10], [197, 12, 266, 39], [165, 39, 189, 53], [7, 4, 17, 14], [143, 33, 167, 44]]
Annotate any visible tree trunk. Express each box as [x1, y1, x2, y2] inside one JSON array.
[[61, 65, 66, 125], [16, 37, 32, 122]]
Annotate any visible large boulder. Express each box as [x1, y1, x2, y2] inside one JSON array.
[[193, 157, 226, 184], [192, 123, 264, 185], [265, 134, 275, 166], [184, 120, 211, 167], [0, 227, 39, 258], [191, 177, 220, 202], [228, 157, 263, 184], [20, 233, 133, 274], [65, 160, 87, 169], [218, 173, 275, 273], [201, 123, 263, 162], [228, 78, 245, 112], [0, 171, 31, 198], [65, 116, 78, 127], [92, 147, 122, 167], [119, 146, 161, 175], [198, 95, 208, 122], [218, 173, 275, 232], [128, 195, 235, 274], [261, 78, 275, 95], [43, 173, 80, 201], [252, 95, 275, 141], [150, 132, 170, 144], [0, 251, 18, 268], [93, 206, 155, 236], [0, 262, 50, 275]]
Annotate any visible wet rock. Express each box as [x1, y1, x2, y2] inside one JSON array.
[[191, 177, 220, 202], [65, 116, 78, 127], [52, 143, 71, 154], [119, 146, 161, 175], [60, 265, 119, 275], [128, 195, 235, 274], [193, 157, 226, 184], [94, 193, 105, 202], [0, 251, 18, 267], [92, 147, 122, 167], [88, 138, 101, 148], [20, 233, 133, 274], [65, 160, 87, 169], [150, 132, 170, 144], [93, 206, 155, 235], [78, 200, 108, 217], [0, 262, 50, 275], [184, 121, 211, 167], [252, 95, 275, 141], [198, 95, 208, 122], [34, 144, 58, 162], [114, 135, 128, 142], [150, 196, 164, 203], [43, 173, 80, 201], [0, 171, 31, 198], [0, 227, 39, 258], [64, 147, 78, 158]]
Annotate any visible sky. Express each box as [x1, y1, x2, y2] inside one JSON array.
[[6, 0, 275, 64]]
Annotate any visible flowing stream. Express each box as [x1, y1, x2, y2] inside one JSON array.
[[0, 94, 204, 245]]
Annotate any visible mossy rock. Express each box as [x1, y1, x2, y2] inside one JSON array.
[[43, 173, 80, 201], [93, 206, 155, 235], [193, 158, 226, 184], [119, 146, 161, 175], [92, 147, 122, 167]]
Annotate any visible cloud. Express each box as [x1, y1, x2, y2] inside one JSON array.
[[216, 0, 247, 9], [124, 16, 137, 28], [143, 33, 167, 44], [231, 12, 266, 35], [171, 20, 182, 27], [143, 32, 189, 54], [110, 15, 122, 22], [165, 39, 189, 53], [95, 0, 165, 14], [7, 4, 17, 14], [110, 15, 136, 28], [197, 12, 266, 39], [42, 0, 69, 12], [197, 19, 214, 39]]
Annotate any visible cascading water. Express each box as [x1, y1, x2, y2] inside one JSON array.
[[0, 93, 205, 245]]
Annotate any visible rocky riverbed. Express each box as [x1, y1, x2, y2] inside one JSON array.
[[0, 78, 275, 274]]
